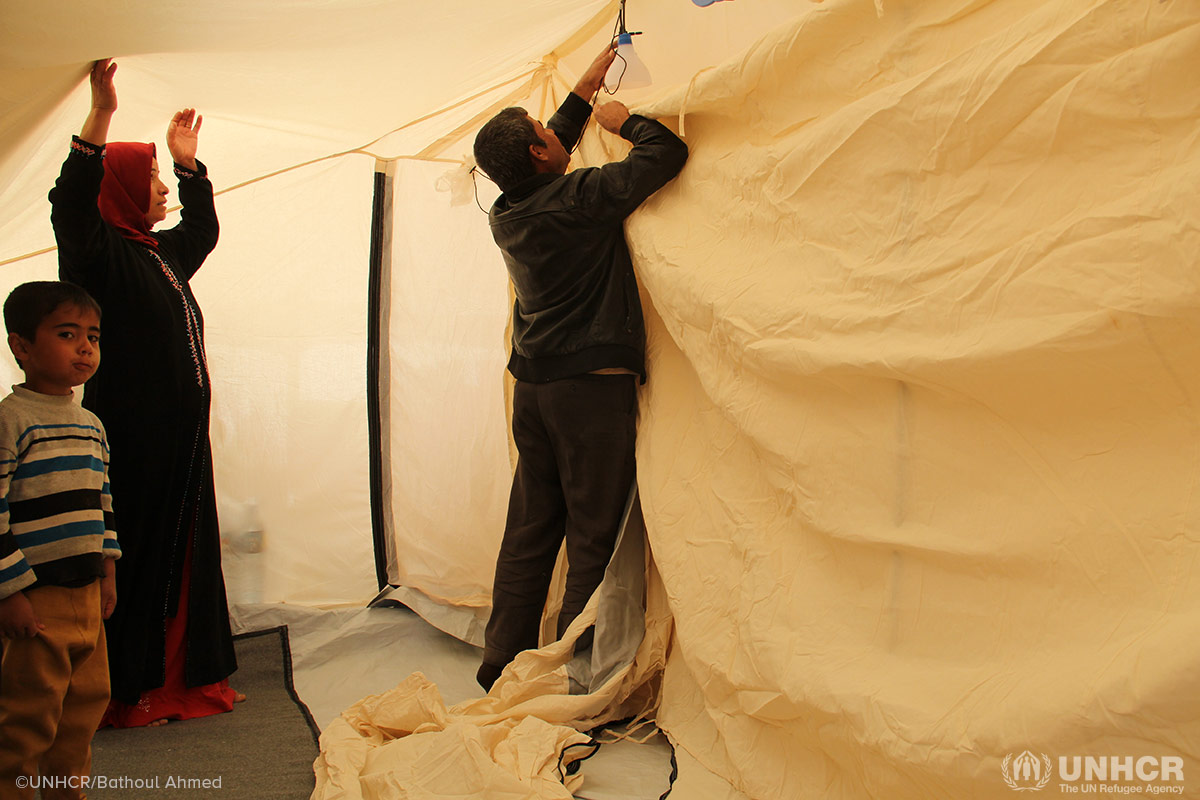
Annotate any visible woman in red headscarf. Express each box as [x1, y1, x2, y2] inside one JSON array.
[[49, 59, 239, 727]]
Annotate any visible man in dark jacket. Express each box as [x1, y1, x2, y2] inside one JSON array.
[[472, 46, 688, 691]]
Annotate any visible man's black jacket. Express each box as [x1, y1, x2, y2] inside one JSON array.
[[489, 93, 688, 383]]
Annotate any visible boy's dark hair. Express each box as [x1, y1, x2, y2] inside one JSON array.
[[473, 107, 541, 195], [4, 281, 101, 342]]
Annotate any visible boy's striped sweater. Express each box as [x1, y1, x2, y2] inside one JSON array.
[[0, 384, 120, 599]]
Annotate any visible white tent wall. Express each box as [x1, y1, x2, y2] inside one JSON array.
[[202, 155, 377, 606], [383, 159, 511, 609]]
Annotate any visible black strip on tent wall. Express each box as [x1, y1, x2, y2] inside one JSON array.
[[366, 167, 391, 591]]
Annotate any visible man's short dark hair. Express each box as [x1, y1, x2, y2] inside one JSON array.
[[474, 107, 541, 195], [4, 281, 101, 341]]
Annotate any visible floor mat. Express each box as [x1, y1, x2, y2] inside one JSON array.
[[88, 626, 319, 798]]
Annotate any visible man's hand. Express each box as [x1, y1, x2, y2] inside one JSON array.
[[101, 558, 117, 620], [573, 43, 618, 101], [0, 591, 44, 639], [167, 108, 202, 171], [594, 101, 631, 135]]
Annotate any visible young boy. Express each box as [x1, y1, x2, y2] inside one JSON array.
[[0, 281, 119, 800]]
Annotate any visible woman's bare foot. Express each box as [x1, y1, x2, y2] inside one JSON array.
[[147, 718, 169, 727], [234, 691, 246, 703]]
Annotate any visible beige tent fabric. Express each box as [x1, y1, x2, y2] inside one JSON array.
[[312, 1, 1200, 797], [313, 498, 675, 799], [633, 0, 1200, 797]]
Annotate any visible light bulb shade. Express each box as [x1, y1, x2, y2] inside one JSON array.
[[604, 32, 651, 91]]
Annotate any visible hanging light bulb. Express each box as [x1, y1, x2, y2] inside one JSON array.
[[605, 32, 652, 92]]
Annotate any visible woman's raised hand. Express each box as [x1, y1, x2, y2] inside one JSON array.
[[81, 59, 117, 145], [167, 109, 202, 171], [90, 59, 118, 111]]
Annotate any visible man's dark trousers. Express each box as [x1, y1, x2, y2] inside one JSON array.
[[482, 373, 637, 672]]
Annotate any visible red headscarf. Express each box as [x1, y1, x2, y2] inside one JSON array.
[[98, 141, 159, 249]]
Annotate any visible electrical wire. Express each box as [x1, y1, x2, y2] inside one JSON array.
[[605, 4, 628, 97], [565, 0, 643, 156], [470, 166, 494, 214]]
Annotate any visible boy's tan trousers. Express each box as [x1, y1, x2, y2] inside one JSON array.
[[0, 581, 109, 800]]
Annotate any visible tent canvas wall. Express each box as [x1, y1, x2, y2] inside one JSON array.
[[3, 1, 1199, 798]]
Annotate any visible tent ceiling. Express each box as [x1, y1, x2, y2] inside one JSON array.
[[0, 0, 803, 265]]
